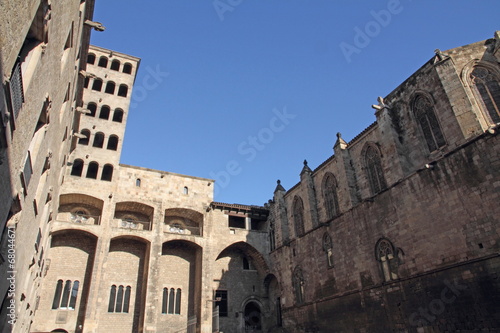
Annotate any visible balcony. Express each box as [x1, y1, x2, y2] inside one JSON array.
[[116, 218, 152, 231], [163, 223, 201, 236], [57, 212, 101, 225]]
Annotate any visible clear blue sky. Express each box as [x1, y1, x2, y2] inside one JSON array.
[[91, 0, 499, 206]]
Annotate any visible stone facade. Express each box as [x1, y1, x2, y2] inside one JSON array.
[[0, 1, 97, 332], [266, 34, 500, 332], [0, 3, 499, 332]]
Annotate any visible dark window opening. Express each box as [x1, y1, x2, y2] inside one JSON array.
[[52, 280, 79, 310], [101, 164, 113, 181], [118, 84, 128, 97], [105, 82, 115, 94], [91, 79, 102, 91], [87, 53, 96, 64], [99, 106, 110, 120], [110, 60, 120, 71], [112, 109, 124, 122], [93, 132, 104, 148], [228, 215, 245, 229], [98, 56, 108, 68], [123, 63, 132, 74], [78, 129, 90, 145], [107, 135, 118, 150], [215, 290, 228, 317], [71, 159, 84, 176], [86, 162, 98, 179], [87, 103, 97, 117], [84, 77, 89, 88]]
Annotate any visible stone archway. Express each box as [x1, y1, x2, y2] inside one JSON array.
[[244, 301, 262, 332]]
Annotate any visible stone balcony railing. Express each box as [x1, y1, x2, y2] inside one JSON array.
[[56, 212, 101, 225], [115, 218, 152, 231], [163, 224, 202, 236]]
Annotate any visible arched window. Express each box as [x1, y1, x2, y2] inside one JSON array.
[[375, 238, 398, 282], [183, 186, 188, 195], [91, 78, 102, 91], [109, 285, 130, 312], [168, 288, 175, 314], [52, 280, 79, 310], [107, 135, 118, 150], [413, 95, 446, 152], [110, 59, 120, 71], [86, 162, 99, 179], [93, 132, 104, 148], [292, 267, 304, 304], [101, 164, 113, 181], [364, 144, 387, 195], [118, 84, 128, 97], [175, 289, 181, 315], [98, 56, 108, 68], [71, 159, 84, 176], [123, 63, 132, 74], [322, 233, 334, 268], [78, 129, 90, 145], [105, 81, 115, 94], [162, 288, 168, 314], [87, 103, 97, 117], [87, 53, 96, 64], [108, 285, 117, 312], [292, 196, 305, 237], [470, 66, 500, 123], [136, 178, 141, 187], [322, 173, 339, 220], [99, 106, 110, 120], [112, 109, 124, 122]]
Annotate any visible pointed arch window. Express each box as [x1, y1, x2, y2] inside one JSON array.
[[413, 95, 446, 152], [292, 196, 305, 237], [292, 267, 305, 305], [375, 238, 398, 282], [322, 173, 339, 220], [322, 233, 334, 268], [365, 145, 387, 195], [470, 66, 500, 123]]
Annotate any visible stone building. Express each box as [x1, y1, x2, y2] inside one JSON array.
[[0, 2, 499, 332], [266, 33, 500, 332], [0, 1, 100, 332]]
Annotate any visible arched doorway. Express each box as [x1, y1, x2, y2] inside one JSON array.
[[244, 301, 262, 332]]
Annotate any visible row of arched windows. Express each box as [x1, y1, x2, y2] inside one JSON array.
[[289, 147, 386, 238], [70, 159, 114, 181], [161, 288, 181, 314], [108, 285, 131, 313], [292, 237, 399, 305], [84, 78, 129, 97], [86, 103, 124, 122], [78, 130, 118, 151], [87, 53, 133, 74], [52, 280, 79, 310]]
